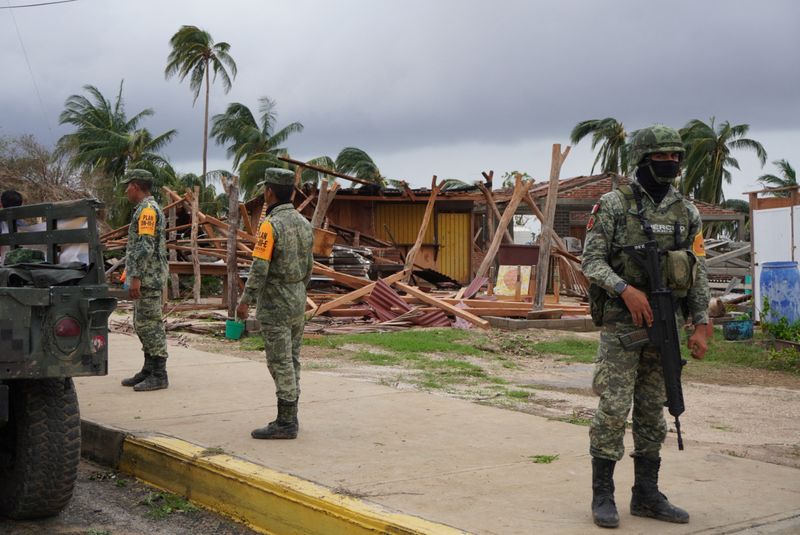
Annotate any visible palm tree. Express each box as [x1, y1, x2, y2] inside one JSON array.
[[165, 25, 237, 185], [301, 147, 384, 188], [57, 82, 176, 180], [211, 97, 304, 197], [679, 118, 767, 204], [757, 159, 796, 197], [569, 118, 629, 175], [56, 82, 177, 226]]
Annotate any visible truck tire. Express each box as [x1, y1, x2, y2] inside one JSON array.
[[0, 378, 81, 519]]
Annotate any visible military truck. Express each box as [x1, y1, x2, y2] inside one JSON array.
[[0, 199, 116, 519]]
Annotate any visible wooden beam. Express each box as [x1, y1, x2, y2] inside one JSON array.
[[532, 144, 570, 312], [278, 156, 374, 187], [314, 269, 410, 316], [474, 175, 533, 280], [393, 281, 490, 329], [705, 246, 751, 267], [226, 177, 240, 316], [404, 176, 442, 281], [191, 186, 201, 304], [477, 182, 513, 244]]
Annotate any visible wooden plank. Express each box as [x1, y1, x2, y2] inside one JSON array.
[[705, 246, 750, 267], [239, 203, 254, 235], [393, 281, 490, 329], [278, 155, 374, 187], [532, 144, 571, 312], [404, 176, 442, 281], [474, 175, 532, 280], [191, 186, 201, 304], [314, 270, 410, 316], [477, 182, 513, 244], [312, 261, 370, 289], [226, 177, 240, 315]]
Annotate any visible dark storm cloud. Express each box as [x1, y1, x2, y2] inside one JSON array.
[[1, 0, 798, 169]]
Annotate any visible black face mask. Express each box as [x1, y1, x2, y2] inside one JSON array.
[[647, 159, 681, 184], [636, 165, 671, 203]]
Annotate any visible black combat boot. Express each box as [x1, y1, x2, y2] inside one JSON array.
[[251, 399, 298, 439], [591, 457, 619, 528], [121, 354, 153, 387], [133, 356, 169, 391], [630, 456, 689, 523]]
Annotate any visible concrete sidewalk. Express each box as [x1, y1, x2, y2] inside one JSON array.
[[75, 334, 800, 534]]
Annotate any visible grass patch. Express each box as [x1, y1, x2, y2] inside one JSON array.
[[530, 338, 598, 363], [198, 446, 225, 457], [691, 330, 800, 375], [711, 424, 734, 432], [141, 491, 198, 520], [506, 389, 531, 399], [304, 329, 481, 355], [529, 454, 559, 464], [240, 336, 265, 352], [352, 351, 402, 366]]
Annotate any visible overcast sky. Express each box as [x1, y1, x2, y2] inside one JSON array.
[[1, 0, 798, 199]]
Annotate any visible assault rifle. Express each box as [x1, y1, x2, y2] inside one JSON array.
[[619, 239, 687, 450]]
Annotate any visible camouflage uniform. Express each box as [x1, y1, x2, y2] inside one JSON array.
[[240, 184, 314, 403], [582, 127, 710, 462], [126, 194, 168, 360]]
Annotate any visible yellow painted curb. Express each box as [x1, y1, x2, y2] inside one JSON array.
[[118, 435, 469, 535]]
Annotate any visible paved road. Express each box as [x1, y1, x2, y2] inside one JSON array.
[[0, 460, 257, 535]]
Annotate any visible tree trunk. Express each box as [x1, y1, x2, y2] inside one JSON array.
[[202, 58, 210, 186], [226, 177, 240, 319]]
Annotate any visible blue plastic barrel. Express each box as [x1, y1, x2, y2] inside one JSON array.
[[760, 261, 800, 324]]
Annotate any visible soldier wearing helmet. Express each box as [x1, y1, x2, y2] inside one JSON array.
[[581, 125, 710, 528]]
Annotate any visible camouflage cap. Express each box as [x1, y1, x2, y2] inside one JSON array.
[[121, 169, 154, 185], [628, 125, 685, 167], [259, 168, 295, 187]]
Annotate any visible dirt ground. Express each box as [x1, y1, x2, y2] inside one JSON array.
[[163, 323, 800, 470]]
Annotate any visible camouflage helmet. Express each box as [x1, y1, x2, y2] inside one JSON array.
[[627, 125, 685, 167], [121, 169, 154, 185], [259, 168, 295, 187]]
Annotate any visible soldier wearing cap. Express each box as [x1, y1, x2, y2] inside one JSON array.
[[582, 125, 710, 528], [237, 168, 313, 439], [120, 169, 170, 391]]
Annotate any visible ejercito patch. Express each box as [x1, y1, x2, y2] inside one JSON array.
[[692, 232, 706, 257], [253, 220, 275, 261], [138, 206, 157, 236], [586, 215, 596, 231]]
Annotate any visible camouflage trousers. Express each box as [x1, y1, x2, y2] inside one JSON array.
[[590, 325, 667, 461], [260, 315, 304, 402], [133, 289, 168, 359]]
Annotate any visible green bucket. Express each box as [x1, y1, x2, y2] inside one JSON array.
[[225, 317, 246, 340]]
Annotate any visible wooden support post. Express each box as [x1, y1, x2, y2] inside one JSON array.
[[531, 144, 570, 313], [474, 175, 532, 280], [168, 206, 180, 300], [514, 265, 522, 301], [403, 175, 442, 282], [226, 177, 240, 318], [191, 186, 201, 304], [477, 182, 513, 244]]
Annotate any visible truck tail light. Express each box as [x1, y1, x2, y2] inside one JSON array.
[[55, 317, 81, 337]]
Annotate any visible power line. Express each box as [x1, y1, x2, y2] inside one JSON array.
[[6, 0, 51, 133], [0, 0, 77, 9]]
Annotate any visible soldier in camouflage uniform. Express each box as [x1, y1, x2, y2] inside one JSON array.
[[237, 168, 313, 440], [120, 169, 170, 392], [581, 125, 710, 528]]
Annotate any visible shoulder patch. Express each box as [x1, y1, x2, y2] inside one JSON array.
[[692, 232, 706, 257], [138, 206, 157, 236], [253, 220, 275, 261], [591, 203, 600, 215], [586, 215, 596, 231]]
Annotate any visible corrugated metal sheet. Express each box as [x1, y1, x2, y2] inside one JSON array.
[[437, 212, 470, 283], [366, 280, 451, 327], [375, 204, 434, 245]]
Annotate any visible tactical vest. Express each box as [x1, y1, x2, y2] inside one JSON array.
[[589, 184, 697, 326], [609, 184, 695, 297]]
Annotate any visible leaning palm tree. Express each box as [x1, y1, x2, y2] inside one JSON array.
[[569, 118, 629, 175], [679, 118, 767, 204], [301, 147, 384, 188], [165, 25, 237, 185], [211, 97, 303, 197], [57, 82, 177, 226], [757, 159, 796, 197]]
